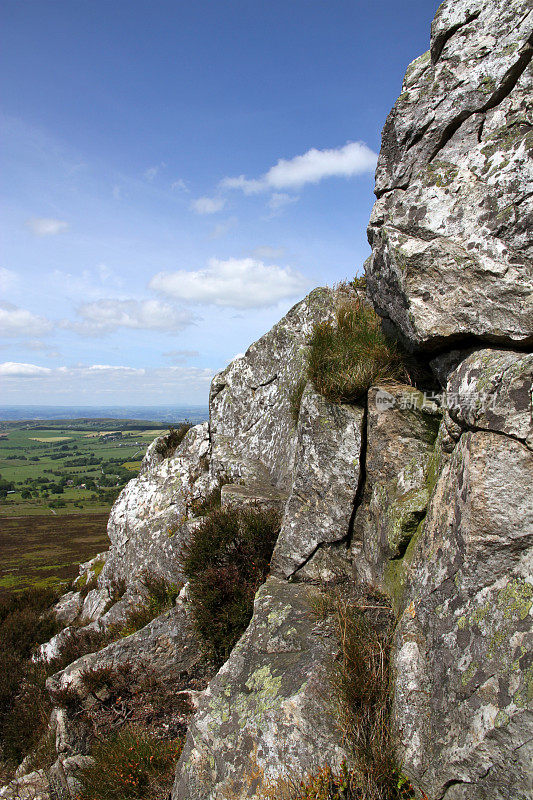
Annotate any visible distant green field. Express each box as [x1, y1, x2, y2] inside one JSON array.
[[0, 418, 166, 517]]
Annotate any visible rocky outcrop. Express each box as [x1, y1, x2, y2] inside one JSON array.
[[173, 578, 349, 800], [367, 0, 533, 350], [209, 288, 336, 487], [100, 422, 213, 589], [272, 384, 364, 579], [7, 2, 532, 799]]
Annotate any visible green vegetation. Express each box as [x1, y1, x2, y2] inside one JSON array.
[[0, 418, 170, 517], [180, 506, 281, 665], [289, 377, 307, 424], [302, 590, 416, 800], [115, 574, 181, 638], [308, 298, 408, 404], [0, 587, 60, 772], [190, 475, 232, 517], [76, 725, 183, 800], [154, 422, 192, 458]]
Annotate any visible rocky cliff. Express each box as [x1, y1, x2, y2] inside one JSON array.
[[3, 1, 531, 799]]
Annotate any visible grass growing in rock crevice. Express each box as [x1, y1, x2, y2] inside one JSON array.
[[180, 506, 281, 665], [154, 423, 192, 459], [308, 298, 409, 404], [293, 588, 417, 800]]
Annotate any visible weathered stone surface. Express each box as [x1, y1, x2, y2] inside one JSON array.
[[221, 483, 288, 512], [352, 384, 441, 585], [48, 755, 94, 800], [173, 577, 350, 799], [48, 601, 201, 698], [445, 348, 533, 444], [391, 430, 533, 799], [209, 289, 337, 488], [52, 592, 83, 628], [0, 770, 49, 800], [367, 0, 533, 350], [100, 422, 214, 588], [271, 385, 364, 579], [47, 597, 203, 757]]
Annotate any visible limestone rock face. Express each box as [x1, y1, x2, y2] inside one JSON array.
[[209, 288, 336, 488], [271, 384, 364, 579], [367, 0, 533, 350], [100, 422, 213, 588], [391, 429, 533, 799], [172, 577, 349, 800]]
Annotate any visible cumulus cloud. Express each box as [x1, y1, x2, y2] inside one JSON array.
[[26, 218, 69, 236], [150, 257, 308, 309], [0, 363, 215, 404], [191, 196, 226, 215], [0, 361, 52, 376], [88, 364, 146, 373], [221, 141, 377, 194], [0, 303, 53, 338], [69, 298, 194, 336]]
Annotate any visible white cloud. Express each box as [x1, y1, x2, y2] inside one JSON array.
[[249, 246, 285, 260], [221, 141, 377, 194], [150, 257, 308, 309], [88, 364, 146, 373], [191, 196, 226, 215], [0, 268, 18, 293], [267, 193, 299, 214], [0, 361, 52, 376], [26, 218, 69, 236], [69, 298, 194, 335], [0, 303, 53, 337], [171, 178, 189, 192], [0, 363, 215, 404]]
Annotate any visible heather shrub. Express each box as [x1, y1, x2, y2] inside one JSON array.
[[76, 724, 183, 800], [308, 298, 408, 404], [180, 507, 281, 665]]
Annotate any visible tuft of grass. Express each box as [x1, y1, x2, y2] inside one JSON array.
[[262, 763, 416, 799], [190, 476, 232, 518], [114, 574, 181, 638], [289, 377, 307, 424], [154, 423, 192, 459], [76, 724, 183, 800], [329, 591, 409, 800], [180, 507, 281, 665], [307, 298, 408, 404]]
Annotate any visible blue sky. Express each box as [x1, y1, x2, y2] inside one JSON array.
[[1, 0, 440, 405]]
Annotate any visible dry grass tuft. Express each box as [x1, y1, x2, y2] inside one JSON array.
[[308, 298, 409, 404]]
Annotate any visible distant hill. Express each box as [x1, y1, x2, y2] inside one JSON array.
[[0, 406, 209, 423]]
